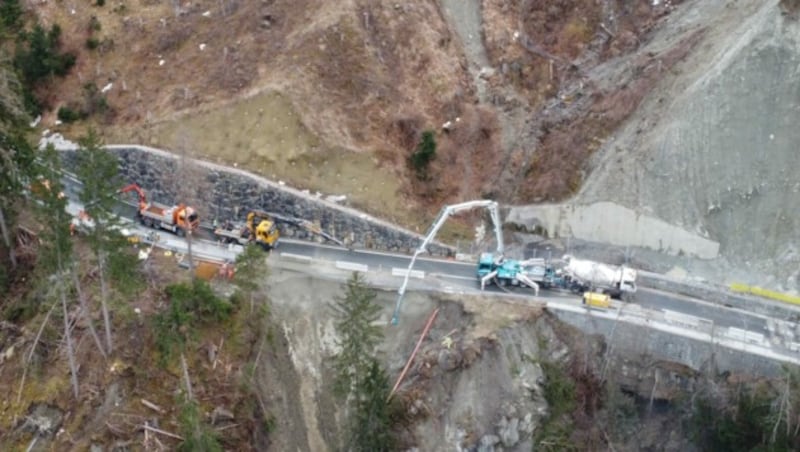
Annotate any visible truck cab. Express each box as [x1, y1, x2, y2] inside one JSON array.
[[254, 218, 279, 250], [176, 206, 199, 232], [620, 267, 637, 293], [477, 253, 496, 280]]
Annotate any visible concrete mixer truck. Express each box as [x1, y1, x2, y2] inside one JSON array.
[[560, 255, 637, 300]]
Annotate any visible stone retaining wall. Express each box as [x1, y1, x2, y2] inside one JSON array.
[[59, 145, 453, 256]]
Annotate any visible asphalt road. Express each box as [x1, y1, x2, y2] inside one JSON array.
[[275, 239, 767, 331], [60, 174, 769, 335]]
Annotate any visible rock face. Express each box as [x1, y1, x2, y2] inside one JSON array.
[[577, 1, 800, 290], [59, 145, 453, 256]]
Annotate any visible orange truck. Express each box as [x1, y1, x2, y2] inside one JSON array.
[[120, 184, 199, 236]]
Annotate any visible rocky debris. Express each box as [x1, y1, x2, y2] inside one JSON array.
[[477, 434, 500, 452], [496, 416, 519, 447], [437, 348, 461, 371], [19, 403, 64, 437], [211, 406, 235, 425], [617, 359, 699, 402]]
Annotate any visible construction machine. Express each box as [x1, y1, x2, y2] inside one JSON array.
[[476, 254, 545, 292], [392, 200, 536, 324], [213, 209, 346, 251], [477, 253, 638, 300], [120, 183, 199, 236], [560, 254, 637, 300], [213, 210, 279, 250]]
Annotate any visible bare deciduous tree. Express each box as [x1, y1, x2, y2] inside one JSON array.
[[167, 131, 211, 281]]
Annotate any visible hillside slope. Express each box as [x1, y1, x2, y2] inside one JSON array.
[[30, 0, 683, 222], [32, 0, 795, 287], [578, 0, 800, 290]]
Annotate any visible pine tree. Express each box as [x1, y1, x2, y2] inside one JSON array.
[[346, 358, 396, 452], [330, 272, 384, 397], [0, 57, 34, 272], [232, 243, 266, 314], [35, 144, 79, 398], [75, 128, 121, 354]]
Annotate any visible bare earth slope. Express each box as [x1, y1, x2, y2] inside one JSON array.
[[32, 0, 798, 288], [578, 0, 800, 290]]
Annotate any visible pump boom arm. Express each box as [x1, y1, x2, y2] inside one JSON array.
[[392, 200, 504, 324]]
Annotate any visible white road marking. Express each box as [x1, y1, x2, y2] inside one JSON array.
[[431, 273, 474, 281], [335, 261, 368, 272], [391, 268, 425, 279], [280, 253, 312, 263]]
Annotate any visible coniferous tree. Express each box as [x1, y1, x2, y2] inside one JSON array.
[[35, 144, 79, 398], [0, 57, 34, 272], [75, 128, 121, 354], [330, 273, 398, 451], [330, 272, 384, 396], [232, 243, 266, 313], [346, 358, 396, 452]]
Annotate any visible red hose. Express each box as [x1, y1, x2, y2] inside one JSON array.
[[388, 308, 440, 400]]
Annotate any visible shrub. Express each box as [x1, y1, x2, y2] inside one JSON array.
[[14, 24, 76, 83], [409, 130, 437, 180], [107, 247, 144, 296], [57, 105, 85, 123], [0, 0, 23, 31], [88, 15, 101, 32], [14, 23, 76, 114], [85, 37, 99, 50], [95, 0, 105, 6], [178, 398, 222, 452], [154, 281, 233, 362], [534, 360, 579, 452]]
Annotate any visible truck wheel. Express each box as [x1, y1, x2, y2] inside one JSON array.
[[176, 227, 185, 237]]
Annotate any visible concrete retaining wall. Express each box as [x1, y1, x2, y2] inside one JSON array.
[[507, 202, 720, 259], [59, 144, 453, 256]]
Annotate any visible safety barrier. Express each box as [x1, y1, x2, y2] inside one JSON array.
[[730, 283, 800, 306]]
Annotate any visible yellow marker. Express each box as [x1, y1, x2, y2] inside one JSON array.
[[442, 336, 453, 349]]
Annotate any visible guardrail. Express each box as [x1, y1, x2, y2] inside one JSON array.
[[729, 282, 800, 306]]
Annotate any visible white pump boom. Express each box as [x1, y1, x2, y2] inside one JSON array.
[[392, 200, 504, 324]]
